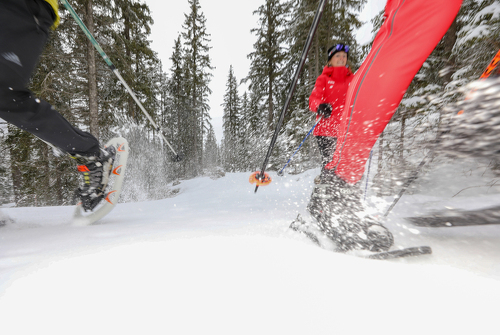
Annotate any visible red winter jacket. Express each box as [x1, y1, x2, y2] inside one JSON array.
[[309, 66, 353, 137]]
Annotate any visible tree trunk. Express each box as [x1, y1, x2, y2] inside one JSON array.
[[55, 159, 64, 205], [400, 113, 406, 164], [373, 132, 387, 196], [41, 143, 51, 205], [268, 80, 274, 131], [8, 148, 21, 205], [442, 17, 457, 85], [123, 9, 135, 120], [315, 33, 320, 80]]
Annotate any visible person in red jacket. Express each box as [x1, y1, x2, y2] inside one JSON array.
[[309, 44, 353, 175], [301, 0, 464, 253]]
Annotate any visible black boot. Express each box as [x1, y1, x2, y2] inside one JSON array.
[[307, 169, 394, 252], [72, 146, 116, 211]]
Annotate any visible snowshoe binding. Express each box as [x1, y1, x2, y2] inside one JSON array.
[[72, 146, 116, 212]]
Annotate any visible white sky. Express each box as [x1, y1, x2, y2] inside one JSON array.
[[145, 0, 386, 143]]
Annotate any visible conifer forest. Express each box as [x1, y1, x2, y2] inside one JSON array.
[[0, 0, 499, 207]]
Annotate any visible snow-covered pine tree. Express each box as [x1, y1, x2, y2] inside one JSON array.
[[106, 0, 161, 127], [453, 0, 500, 81], [181, 0, 214, 177], [240, 90, 268, 172], [203, 124, 220, 176], [163, 36, 187, 178], [222, 66, 242, 172], [242, 0, 291, 173], [244, 0, 290, 132], [238, 92, 252, 172]]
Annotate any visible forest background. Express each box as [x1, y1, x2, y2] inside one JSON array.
[[0, 0, 499, 207]]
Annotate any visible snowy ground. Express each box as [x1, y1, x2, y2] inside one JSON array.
[[1, 167, 500, 334]]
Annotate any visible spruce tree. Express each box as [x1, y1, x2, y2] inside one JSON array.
[[245, 0, 290, 131], [181, 0, 213, 176], [165, 35, 189, 177], [107, 0, 160, 126], [204, 124, 219, 173], [222, 66, 242, 172], [241, 90, 267, 171], [166, 38, 185, 151], [239, 92, 252, 171]]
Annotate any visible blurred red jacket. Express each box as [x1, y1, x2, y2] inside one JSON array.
[[325, 0, 463, 184], [309, 66, 353, 137]]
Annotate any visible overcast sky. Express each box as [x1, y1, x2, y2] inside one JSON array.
[[144, 0, 386, 143]]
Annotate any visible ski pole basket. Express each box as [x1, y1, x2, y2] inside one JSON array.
[[249, 171, 272, 187]]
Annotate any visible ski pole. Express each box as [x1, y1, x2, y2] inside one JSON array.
[[60, 0, 181, 161], [363, 150, 373, 201], [254, 0, 328, 193], [278, 117, 322, 176]]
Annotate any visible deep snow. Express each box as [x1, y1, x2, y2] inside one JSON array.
[[1, 167, 500, 334]]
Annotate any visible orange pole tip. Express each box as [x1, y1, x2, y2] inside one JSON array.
[[249, 171, 272, 186]]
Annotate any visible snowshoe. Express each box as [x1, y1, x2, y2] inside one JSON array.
[[307, 170, 394, 252], [290, 214, 428, 259], [72, 137, 129, 225]]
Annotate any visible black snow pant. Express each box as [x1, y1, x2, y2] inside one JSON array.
[[0, 0, 100, 157], [315, 136, 337, 171]]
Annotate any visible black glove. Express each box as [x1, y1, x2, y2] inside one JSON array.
[[317, 103, 333, 119]]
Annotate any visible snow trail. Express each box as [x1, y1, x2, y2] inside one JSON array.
[[1, 169, 499, 334]]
